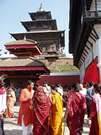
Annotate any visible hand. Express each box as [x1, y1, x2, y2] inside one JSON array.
[[29, 105, 33, 110], [0, 112, 3, 118], [88, 119, 91, 126]]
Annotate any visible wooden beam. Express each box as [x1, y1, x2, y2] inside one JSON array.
[[92, 27, 99, 39], [83, 49, 88, 55], [90, 33, 96, 42], [87, 40, 93, 46], [91, 30, 98, 40], [86, 41, 92, 49]]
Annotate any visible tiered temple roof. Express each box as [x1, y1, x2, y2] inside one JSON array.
[[5, 40, 42, 57], [10, 10, 65, 55], [0, 57, 49, 79]]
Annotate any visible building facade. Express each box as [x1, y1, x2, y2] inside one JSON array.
[[69, 0, 101, 83]]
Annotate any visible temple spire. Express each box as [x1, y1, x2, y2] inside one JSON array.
[[39, 2, 44, 11]]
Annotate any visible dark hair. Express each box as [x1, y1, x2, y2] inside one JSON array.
[[94, 84, 100, 94], [26, 80, 33, 86], [51, 85, 55, 90], [56, 83, 62, 87], [98, 84, 101, 95], [71, 83, 79, 92], [88, 82, 93, 87], [34, 83, 39, 91], [21, 80, 34, 88]]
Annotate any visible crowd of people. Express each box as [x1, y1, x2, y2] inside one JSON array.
[[65, 82, 101, 135], [17, 80, 101, 135], [18, 81, 63, 135], [0, 78, 101, 135]]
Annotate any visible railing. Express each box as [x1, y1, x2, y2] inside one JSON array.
[[97, 1, 101, 11], [86, 10, 101, 18], [83, 0, 101, 18]]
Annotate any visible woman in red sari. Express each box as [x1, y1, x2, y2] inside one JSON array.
[[33, 85, 51, 135], [66, 84, 86, 135]]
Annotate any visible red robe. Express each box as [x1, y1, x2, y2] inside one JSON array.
[[18, 88, 33, 126], [66, 91, 86, 135], [33, 86, 51, 135], [89, 99, 99, 135]]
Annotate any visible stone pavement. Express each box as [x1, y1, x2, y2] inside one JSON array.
[[4, 106, 22, 135], [4, 106, 89, 135]]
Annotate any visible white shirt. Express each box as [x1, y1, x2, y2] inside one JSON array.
[[80, 88, 87, 96], [0, 92, 6, 113]]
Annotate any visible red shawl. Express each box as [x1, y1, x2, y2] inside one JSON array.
[[67, 91, 86, 117], [89, 99, 99, 135], [33, 86, 51, 127], [66, 91, 86, 135]]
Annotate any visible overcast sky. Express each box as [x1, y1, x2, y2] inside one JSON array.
[[0, 0, 71, 56]]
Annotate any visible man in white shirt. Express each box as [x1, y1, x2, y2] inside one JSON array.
[[79, 83, 87, 96]]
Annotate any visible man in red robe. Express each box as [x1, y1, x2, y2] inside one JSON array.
[[66, 84, 86, 135], [18, 80, 34, 135], [89, 99, 99, 135], [33, 85, 51, 135], [89, 84, 101, 135]]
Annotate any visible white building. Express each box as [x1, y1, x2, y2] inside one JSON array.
[[69, 0, 101, 83]]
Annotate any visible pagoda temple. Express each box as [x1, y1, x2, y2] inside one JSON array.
[[0, 39, 49, 88], [10, 9, 65, 58]]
